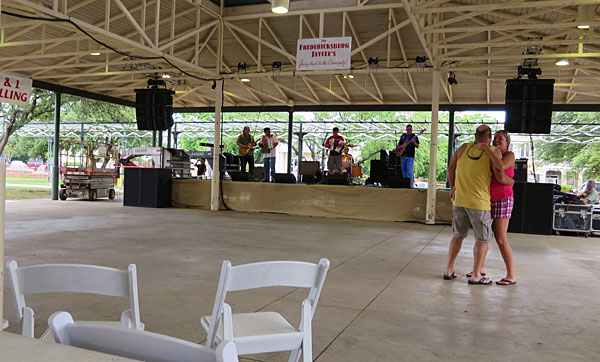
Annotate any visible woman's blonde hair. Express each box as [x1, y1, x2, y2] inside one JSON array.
[[495, 130, 511, 144]]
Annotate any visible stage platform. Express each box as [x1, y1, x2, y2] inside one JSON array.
[[173, 179, 453, 224]]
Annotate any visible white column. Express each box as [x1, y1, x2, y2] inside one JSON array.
[[210, 80, 223, 211], [0, 162, 6, 329], [426, 71, 440, 224]]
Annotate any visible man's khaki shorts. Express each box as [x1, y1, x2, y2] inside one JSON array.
[[452, 205, 492, 242]]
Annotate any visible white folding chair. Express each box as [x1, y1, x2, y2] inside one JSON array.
[[49, 311, 238, 362], [201, 258, 330, 362], [6, 260, 143, 339]]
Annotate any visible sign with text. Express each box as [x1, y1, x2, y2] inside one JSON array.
[[296, 37, 352, 71], [0, 72, 33, 107]]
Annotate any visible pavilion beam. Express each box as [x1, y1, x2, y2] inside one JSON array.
[[262, 18, 296, 66], [113, 0, 155, 48], [415, 1, 600, 14], [302, 77, 321, 103], [158, 20, 219, 52], [391, 9, 418, 102], [225, 21, 296, 62], [303, 76, 352, 104], [348, 78, 383, 104], [265, 78, 319, 104], [345, 13, 384, 98], [335, 77, 352, 101]]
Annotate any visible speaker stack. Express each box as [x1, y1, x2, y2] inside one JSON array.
[[505, 79, 554, 134], [508, 182, 554, 235], [134, 83, 175, 131]]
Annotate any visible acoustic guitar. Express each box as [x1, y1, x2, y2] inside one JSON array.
[[396, 128, 426, 157]]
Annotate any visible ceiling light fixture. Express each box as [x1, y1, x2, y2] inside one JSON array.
[[271, 0, 289, 14], [161, 74, 172, 79], [577, 5, 594, 29], [555, 46, 570, 66], [240, 78, 250, 83], [89, 40, 101, 56]]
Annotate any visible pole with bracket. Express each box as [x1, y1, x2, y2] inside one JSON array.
[[210, 80, 223, 211]]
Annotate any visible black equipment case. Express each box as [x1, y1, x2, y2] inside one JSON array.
[[553, 203, 593, 235], [593, 205, 600, 235]]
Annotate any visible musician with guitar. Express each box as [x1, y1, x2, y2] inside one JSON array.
[[236, 126, 256, 175], [396, 124, 421, 187]]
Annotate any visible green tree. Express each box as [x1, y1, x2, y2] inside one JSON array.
[[0, 88, 55, 156], [573, 144, 600, 179], [11, 136, 49, 161]]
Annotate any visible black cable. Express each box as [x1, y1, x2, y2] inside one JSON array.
[[529, 133, 537, 183], [1, 10, 222, 82]]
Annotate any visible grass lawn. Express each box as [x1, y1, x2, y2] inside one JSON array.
[[6, 187, 51, 200], [6, 177, 49, 185]]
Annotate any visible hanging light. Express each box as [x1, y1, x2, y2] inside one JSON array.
[[240, 78, 251, 83], [555, 46, 570, 66], [89, 40, 101, 56], [271, 0, 289, 14], [577, 5, 594, 29]]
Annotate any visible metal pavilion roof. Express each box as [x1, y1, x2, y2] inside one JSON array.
[[2, 1, 600, 108], [14, 113, 600, 145]]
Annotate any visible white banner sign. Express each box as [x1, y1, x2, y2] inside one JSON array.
[[296, 37, 352, 71], [0, 72, 33, 107]]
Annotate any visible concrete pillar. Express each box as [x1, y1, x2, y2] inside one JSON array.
[[426, 71, 440, 224]]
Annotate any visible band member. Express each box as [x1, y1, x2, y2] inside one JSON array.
[[258, 127, 279, 182], [324, 127, 346, 174], [195, 158, 207, 178], [236, 126, 255, 174], [396, 124, 420, 187], [341, 146, 354, 175]]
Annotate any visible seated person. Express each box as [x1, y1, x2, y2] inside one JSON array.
[[580, 180, 599, 204]]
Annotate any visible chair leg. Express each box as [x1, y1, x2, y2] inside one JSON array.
[[288, 347, 302, 362]]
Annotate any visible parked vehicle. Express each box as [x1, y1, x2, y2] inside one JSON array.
[[27, 160, 43, 169]]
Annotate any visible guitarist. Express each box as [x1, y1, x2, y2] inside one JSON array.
[[236, 126, 256, 175], [396, 124, 420, 187]]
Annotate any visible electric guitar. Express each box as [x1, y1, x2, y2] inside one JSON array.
[[239, 141, 257, 155], [396, 129, 426, 157]]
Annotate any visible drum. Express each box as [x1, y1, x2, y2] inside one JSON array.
[[351, 165, 362, 177], [342, 155, 352, 169]]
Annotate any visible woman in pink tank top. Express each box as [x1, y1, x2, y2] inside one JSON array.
[[489, 130, 517, 285]]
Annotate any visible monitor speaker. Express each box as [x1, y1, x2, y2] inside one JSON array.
[[135, 88, 175, 131], [505, 79, 554, 134], [386, 176, 411, 188], [228, 171, 250, 182], [274, 173, 296, 183], [326, 174, 349, 185]]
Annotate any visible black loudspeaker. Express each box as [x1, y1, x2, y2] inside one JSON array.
[[370, 160, 386, 183], [514, 158, 527, 182], [326, 174, 349, 185], [252, 167, 264, 181], [124, 168, 172, 208], [135, 88, 175, 131], [505, 79, 554, 134], [301, 175, 316, 184], [508, 182, 553, 235], [274, 173, 296, 183], [386, 176, 411, 188], [299, 161, 320, 175], [229, 171, 250, 182]]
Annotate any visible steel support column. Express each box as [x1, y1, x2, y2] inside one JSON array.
[[425, 71, 440, 224], [210, 80, 223, 211], [287, 111, 293, 173], [51, 92, 61, 200]]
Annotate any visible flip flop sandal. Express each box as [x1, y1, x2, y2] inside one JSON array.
[[468, 277, 492, 285], [443, 272, 457, 280], [466, 272, 486, 278], [496, 278, 517, 285]]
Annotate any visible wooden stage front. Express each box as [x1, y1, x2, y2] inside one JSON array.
[[172, 180, 453, 224]]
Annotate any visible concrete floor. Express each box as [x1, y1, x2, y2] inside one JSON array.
[[2, 198, 600, 361]]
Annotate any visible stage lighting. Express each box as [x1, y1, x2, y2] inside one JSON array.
[[237, 62, 246, 71], [415, 56, 427, 63], [447, 72, 457, 86], [271, 0, 289, 14], [368, 57, 379, 65], [272, 61, 282, 69], [211, 80, 217, 90]]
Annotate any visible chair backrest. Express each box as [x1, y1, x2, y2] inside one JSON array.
[[6, 260, 141, 331], [206, 258, 330, 346], [49, 311, 238, 362]]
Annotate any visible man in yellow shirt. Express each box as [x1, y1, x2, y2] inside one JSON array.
[[443, 125, 504, 285]]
